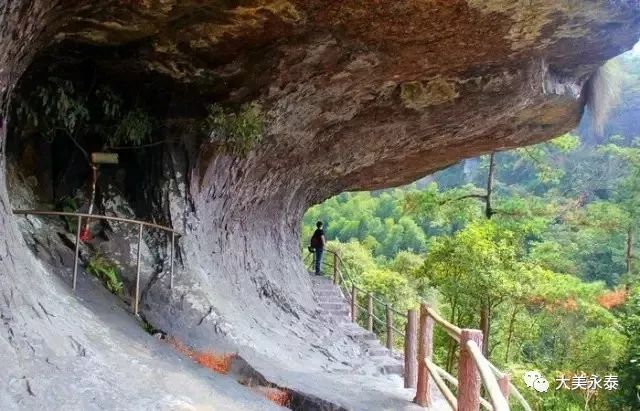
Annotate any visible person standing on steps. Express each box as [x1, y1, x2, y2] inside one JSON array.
[[310, 221, 326, 275]]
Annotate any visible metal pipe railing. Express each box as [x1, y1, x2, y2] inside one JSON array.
[[14, 209, 182, 316], [14, 209, 183, 234]]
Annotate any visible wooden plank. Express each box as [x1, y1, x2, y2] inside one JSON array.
[[91, 152, 119, 164]]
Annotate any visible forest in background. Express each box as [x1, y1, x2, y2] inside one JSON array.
[[302, 48, 640, 410]]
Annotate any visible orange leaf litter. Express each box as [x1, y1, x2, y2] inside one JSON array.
[[166, 337, 291, 407], [251, 386, 291, 407], [166, 336, 234, 374]]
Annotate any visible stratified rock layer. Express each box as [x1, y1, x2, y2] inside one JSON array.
[[1, 1, 640, 409]]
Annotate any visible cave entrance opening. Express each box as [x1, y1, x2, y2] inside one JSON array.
[[2, 38, 211, 226], [3, 46, 188, 308]]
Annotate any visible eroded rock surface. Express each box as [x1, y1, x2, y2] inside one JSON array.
[[1, 1, 640, 409]]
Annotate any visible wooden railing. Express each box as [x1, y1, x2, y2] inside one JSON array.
[[14, 209, 182, 316], [414, 304, 512, 411], [305, 249, 531, 411]]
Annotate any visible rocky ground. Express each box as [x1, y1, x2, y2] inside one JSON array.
[[10, 208, 448, 410]]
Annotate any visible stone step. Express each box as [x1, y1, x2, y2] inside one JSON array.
[[319, 315, 351, 324], [315, 287, 342, 294], [344, 328, 377, 341], [315, 291, 342, 297], [318, 298, 347, 305], [319, 302, 348, 310], [316, 293, 344, 300], [367, 347, 392, 357], [323, 309, 350, 317], [380, 363, 404, 375]]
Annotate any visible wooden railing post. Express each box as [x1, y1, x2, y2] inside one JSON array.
[[386, 304, 393, 352], [333, 252, 338, 284], [498, 373, 511, 401], [414, 303, 434, 407], [458, 329, 483, 411], [405, 308, 418, 388], [367, 293, 373, 332], [351, 284, 357, 323]]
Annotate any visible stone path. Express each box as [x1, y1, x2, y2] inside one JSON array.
[[311, 274, 405, 376]]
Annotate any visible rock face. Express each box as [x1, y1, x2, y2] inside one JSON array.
[[1, 1, 640, 409]]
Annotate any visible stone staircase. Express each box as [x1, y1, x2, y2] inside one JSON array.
[[311, 274, 404, 376]]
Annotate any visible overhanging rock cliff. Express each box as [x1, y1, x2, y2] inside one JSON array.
[[1, 1, 640, 409]]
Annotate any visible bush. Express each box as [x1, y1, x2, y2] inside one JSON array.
[[87, 253, 124, 295], [202, 103, 263, 156]]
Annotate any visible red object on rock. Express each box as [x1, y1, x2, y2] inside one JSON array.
[[80, 227, 91, 242]]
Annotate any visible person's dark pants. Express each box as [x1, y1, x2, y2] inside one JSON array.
[[315, 248, 324, 275]]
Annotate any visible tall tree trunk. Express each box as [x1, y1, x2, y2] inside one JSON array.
[[478, 152, 496, 356], [485, 152, 496, 220], [626, 226, 633, 275], [480, 301, 490, 357], [505, 307, 518, 363]]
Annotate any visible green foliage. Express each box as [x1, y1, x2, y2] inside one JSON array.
[[303, 129, 640, 410], [56, 196, 79, 233], [304, 190, 426, 260], [202, 103, 263, 156], [608, 286, 640, 410], [87, 253, 124, 295], [110, 107, 154, 147], [12, 76, 154, 149]]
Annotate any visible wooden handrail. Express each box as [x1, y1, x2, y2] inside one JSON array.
[[389, 304, 408, 318], [425, 306, 462, 342], [425, 358, 458, 410], [390, 324, 404, 335], [371, 313, 385, 325], [488, 363, 532, 411], [306, 250, 527, 411], [414, 304, 523, 411], [430, 362, 494, 411], [466, 341, 510, 411]]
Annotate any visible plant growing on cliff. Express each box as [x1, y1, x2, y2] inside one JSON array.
[[87, 253, 124, 295], [202, 103, 263, 156], [56, 196, 80, 233], [12, 76, 155, 152]]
